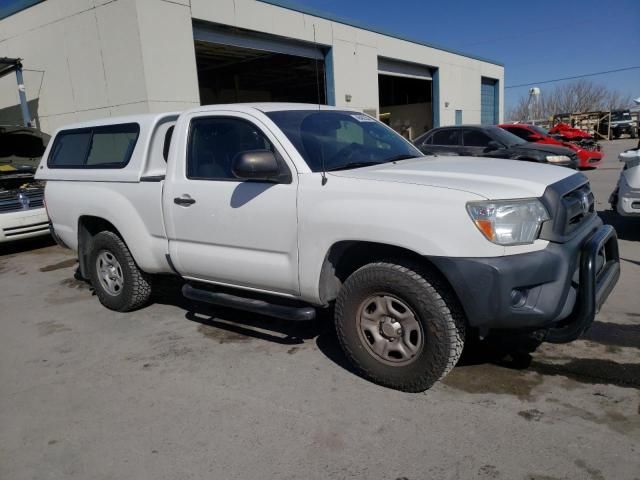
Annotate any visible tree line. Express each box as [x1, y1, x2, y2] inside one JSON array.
[[507, 80, 634, 122]]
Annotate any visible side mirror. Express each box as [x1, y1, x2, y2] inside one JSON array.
[[232, 150, 281, 181], [486, 140, 502, 151]]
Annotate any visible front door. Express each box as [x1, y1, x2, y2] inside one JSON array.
[[163, 112, 299, 295]]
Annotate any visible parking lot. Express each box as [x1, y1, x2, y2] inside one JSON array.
[[1, 140, 639, 480]]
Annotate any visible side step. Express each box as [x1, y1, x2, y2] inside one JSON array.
[[182, 284, 316, 321]]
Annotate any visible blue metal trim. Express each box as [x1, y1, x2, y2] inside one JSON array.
[[0, 0, 44, 20], [455, 110, 462, 126], [494, 79, 500, 124], [257, 0, 503, 67], [325, 48, 336, 106], [432, 69, 440, 128]]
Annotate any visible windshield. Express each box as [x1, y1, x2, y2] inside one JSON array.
[[612, 111, 631, 121], [529, 125, 549, 136], [265, 110, 422, 172], [486, 126, 527, 147]]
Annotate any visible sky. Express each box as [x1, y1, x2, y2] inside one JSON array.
[[287, 0, 640, 112]]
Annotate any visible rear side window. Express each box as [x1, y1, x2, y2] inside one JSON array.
[[463, 129, 492, 147], [432, 129, 460, 146], [48, 123, 139, 168], [505, 127, 530, 141]]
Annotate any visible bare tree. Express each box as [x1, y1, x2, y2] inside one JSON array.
[[507, 80, 633, 122]]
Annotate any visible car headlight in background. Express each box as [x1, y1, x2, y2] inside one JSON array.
[[466, 199, 550, 245], [545, 155, 571, 164]]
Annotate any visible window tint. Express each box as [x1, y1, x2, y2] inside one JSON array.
[[505, 127, 530, 141], [48, 123, 139, 168], [49, 131, 91, 166], [431, 129, 460, 146], [420, 134, 432, 145], [86, 126, 138, 165], [463, 129, 492, 147], [188, 117, 275, 180], [266, 110, 420, 172]]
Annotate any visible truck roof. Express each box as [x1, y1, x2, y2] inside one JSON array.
[[53, 103, 355, 133]]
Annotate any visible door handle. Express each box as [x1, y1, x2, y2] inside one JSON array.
[[174, 195, 196, 206]]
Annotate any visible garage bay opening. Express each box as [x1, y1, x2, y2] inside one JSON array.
[[194, 24, 327, 105], [378, 58, 433, 140]]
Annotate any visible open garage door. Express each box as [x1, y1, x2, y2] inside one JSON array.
[[193, 24, 327, 105], [378, 57, 433, 140]]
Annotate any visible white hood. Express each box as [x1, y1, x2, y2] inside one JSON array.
[[329, 156, 578, 199]]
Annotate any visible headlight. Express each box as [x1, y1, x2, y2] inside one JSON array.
[[545, 155, 571, 164], [466, 199, 550, 245]]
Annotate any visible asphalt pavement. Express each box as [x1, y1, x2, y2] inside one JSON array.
[[1, 139, 638, 480]]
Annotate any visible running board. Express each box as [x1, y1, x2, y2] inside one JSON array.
[[182, 284, 316, 321]]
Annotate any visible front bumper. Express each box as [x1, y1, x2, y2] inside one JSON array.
[[429, 218, 620, 342], [577, 150, 603, 168], [0, 208, 50, 243], [616, 176, 640, 216]]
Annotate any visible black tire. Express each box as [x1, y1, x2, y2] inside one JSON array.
[[88, 231, 152, 312], [335, 261, 465, 392]]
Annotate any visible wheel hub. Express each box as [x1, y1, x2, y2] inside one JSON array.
[[379, 316, 402, 340], [356, 294, 424, 366], [96, 250, 124, 296]]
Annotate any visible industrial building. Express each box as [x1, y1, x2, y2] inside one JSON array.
[[0, 0, 504, 139]]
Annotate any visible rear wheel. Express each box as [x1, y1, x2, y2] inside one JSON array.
[[88, 231, 152, 312], [335, 261, 465, 392]]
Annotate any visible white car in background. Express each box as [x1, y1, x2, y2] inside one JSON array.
[[610, 142, 640, 216], [0, 126, 50, 243]]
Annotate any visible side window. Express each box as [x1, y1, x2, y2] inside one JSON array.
[[49, 123, 140, 168], [187, 117, 276, 180], [432, 129, 461, 146], [86, 125, 139, 166], [463, 129, 492, 147], [420, 134, 432, 145], [506, 127, 530, 141], [163, 126, 174, 162], [49, 130, 92, 166]]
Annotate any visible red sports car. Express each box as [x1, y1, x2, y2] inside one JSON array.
[[499, 123, 603, 169]]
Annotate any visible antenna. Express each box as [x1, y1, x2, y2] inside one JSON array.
[[313, 24, 328, 186]]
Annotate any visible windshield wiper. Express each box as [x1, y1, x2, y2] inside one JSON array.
[[384, 154, 421, 163], [326, 161, 382, 172]]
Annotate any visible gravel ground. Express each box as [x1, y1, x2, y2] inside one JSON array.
[[1, 139, 638, 480]]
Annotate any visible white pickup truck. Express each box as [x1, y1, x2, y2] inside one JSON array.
[[37, 103, 620, 391]]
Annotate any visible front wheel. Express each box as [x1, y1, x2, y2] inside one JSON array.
[[88, 231, 152, 312], [335, 261, 465, 392]]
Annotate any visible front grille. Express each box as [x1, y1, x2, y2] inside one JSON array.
[[562, 184, 595, 236], [0, 187, 44, 213], [539, 175, 597, 243]]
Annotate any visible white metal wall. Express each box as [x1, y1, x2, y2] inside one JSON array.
[[0, 0, 504, 134]]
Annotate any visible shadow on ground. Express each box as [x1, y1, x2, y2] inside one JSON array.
[[0, 235, 55, 257], [151, 278, 640, 392], [598, 210, 640, 242]]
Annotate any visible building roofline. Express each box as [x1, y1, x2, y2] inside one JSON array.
[[258, 0, 504, 67]]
